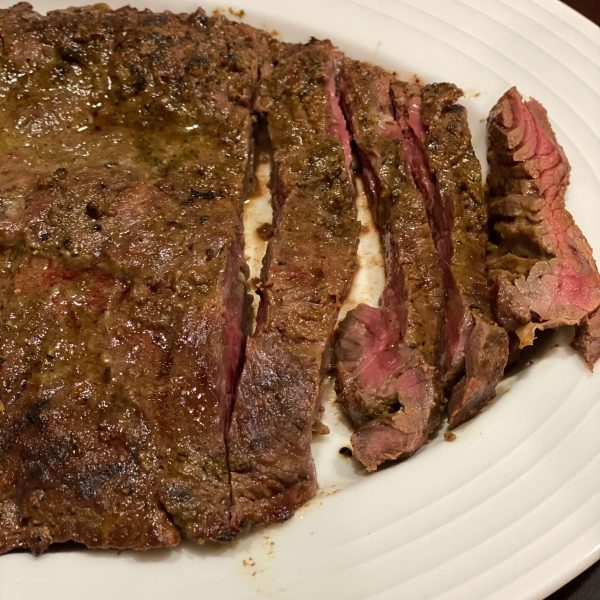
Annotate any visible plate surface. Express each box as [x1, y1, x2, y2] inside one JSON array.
[[2, 1, 600, 598]]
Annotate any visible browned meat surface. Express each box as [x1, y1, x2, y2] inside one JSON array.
[[228, 41, 359, 528], [335, 61, 443, 471], [336, 305, 438, 471], [393, 82, 508, 428], [0, 4, 265, 553], [487, 87, 600, 367], [572, 309, 600, 369]]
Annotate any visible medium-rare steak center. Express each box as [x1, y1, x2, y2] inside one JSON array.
[[487, 87, 600, 367], [334, 61, 444, 471], [393, 82, 509, 427]]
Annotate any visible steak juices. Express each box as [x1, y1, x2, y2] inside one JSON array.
[[0, 3, 597, 554]]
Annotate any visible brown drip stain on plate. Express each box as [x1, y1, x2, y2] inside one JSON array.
[[239, 534, 278, 594]]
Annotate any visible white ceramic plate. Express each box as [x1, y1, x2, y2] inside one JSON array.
[[2, 0, 600, 598]]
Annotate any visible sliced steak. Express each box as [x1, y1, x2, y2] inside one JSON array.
[[228, 41, 359, 528], [334, 61, 443, 471], [393, 82, 508, 427], [0, 5, 264, 553], [487, 87, 600, 367], [336, 305, 438, 471]]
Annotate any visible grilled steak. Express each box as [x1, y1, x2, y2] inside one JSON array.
[[335, 62, 443, 471], [487, 87, 600, 367], [393, 82, 508, 427], [228, 41, 359, 528], [0, 4, 265, 553], [3, 0, 592, 555]]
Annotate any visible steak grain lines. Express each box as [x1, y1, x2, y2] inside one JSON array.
[[335, 61, 444, 471], [487, 87, 600, 368], [393, 83, 509, 428], [228, 41, 359, 529], [0, 4, 266, 553]]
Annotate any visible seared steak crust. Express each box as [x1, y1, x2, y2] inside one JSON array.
[[393, 82, 508, 427], [487, 87, 600, 367], [0, 4, 265, 553], [228, 41, 359, 527], [335, 61, 443, 471]]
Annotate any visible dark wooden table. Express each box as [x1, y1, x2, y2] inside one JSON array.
[[545, 4, 600, 599], [562, 0, 600, 23]]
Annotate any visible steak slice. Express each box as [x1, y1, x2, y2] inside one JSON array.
[[228, 40, 359, 528], [393, 82, 508, 428], [0, 5, 264, 553], [487, 87, 600, 367], [335, 61, 444, 471]]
